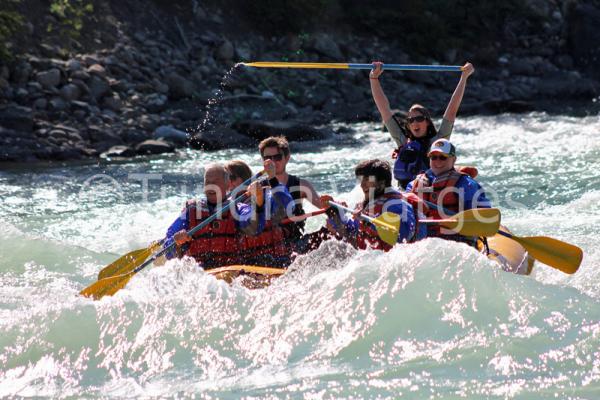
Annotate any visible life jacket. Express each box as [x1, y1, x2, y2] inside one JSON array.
[[355, 190, 414, 251], [284, 174, 305, 241], [410, 169, 475, 243], [392, 138, 430, 188], [186, 199, 243, 269], [239, 185, 292, 267]]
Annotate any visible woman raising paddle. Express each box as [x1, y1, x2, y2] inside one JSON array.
[[370, 61, 475, 189]]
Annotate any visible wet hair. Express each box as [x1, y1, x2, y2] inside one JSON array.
[[354, 159, 392, 187], [258, 136, 290, 157], [402, 104, 437, 140], [224, 160, 252, 182]]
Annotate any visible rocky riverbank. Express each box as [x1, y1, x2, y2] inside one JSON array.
[[1, 0, 600, 163]]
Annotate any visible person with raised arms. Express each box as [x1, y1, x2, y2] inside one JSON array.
[[326, 159, 426, 250], [163, 160, 294, 269], [370, 61, 475, 188], [406, 138, 491, 246]]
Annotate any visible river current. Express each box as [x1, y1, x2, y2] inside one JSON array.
[[1, 113, 600, 398]]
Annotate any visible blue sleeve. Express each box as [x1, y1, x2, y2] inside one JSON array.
[[385, 201, 417, 242], [163, 211, 189, 259], [459, 177, 492, 210], [235, 201, 261, 233]]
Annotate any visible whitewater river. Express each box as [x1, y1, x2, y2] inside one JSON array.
[[1, 113, 600, 398]]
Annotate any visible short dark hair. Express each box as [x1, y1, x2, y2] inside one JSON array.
[[224, 160, 252, 182], [354, 159, 392, 187], [258, 136, 290, 157]]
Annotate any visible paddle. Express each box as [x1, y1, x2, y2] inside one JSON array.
[[422, 200, 583, 274], [95, 171, 265, 281], [328, 202, 499, 246], [280, 208, 327, 224], [81, 175, 266, 300], [240, 62, 462, 72]]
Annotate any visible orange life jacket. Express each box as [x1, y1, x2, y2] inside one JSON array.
[[186, 200, 243, 269]]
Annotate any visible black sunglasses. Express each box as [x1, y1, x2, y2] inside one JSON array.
[[407, 115, 427, 124], [429, 155, 449, 161], [263, 153, 284, 161]]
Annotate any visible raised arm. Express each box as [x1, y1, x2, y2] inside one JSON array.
[[369, 61, 394, 123], [300, 178, 323, 208], [443, 62, 475, 123]]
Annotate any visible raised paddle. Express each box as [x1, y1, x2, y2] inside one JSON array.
[[240, 62, 463, 72], [81, 175, 266, 300], [422, 200, 583, 274], [95, 171, 265, 281]]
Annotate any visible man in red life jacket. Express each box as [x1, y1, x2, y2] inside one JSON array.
[[163, 160, 293, 269], [326, 159, 425, 250], [406, 138, 491, 245]]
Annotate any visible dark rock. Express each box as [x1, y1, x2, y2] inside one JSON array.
[[166, 72, 194, 99], [60, 83, 81, 101], [231, 120, 329, 142], [216, 40, 235, 61], [36, 69, 62, 89], [135, 139, 175, 155], [190, 126, 255, 150], [100, 145, 137, 158], [0, 105, 33, 131], [33, 98, 48, 110], [567, 2, 600, 79], [311, 34, 343, 60], [103, 93, 123, 112], [89, 76, 110, 100], [48, 97, 68, 111], [145, 94, 168, 113]]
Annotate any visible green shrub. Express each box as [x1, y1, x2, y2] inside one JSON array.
[[47, 0, 94, 41], [0, 0, 24, 61]]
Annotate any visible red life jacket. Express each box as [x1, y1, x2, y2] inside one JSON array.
[[239, 217, 290, 266], [410, 169, 469, 238], [186, 200, 243, 269], [355, 190, 406, 251]]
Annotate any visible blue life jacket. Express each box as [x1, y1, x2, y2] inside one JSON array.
[[393, 140, 429, 188]]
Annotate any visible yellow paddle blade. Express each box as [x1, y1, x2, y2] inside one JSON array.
[[97, 241, 162, 280], [80, 272, 134, 300], [242, 62, 350, 69], [437, 208, 501, 237], [372, 212, 401, 246], [512, 236, 583, 274]]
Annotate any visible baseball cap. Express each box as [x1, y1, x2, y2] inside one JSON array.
[[428, 139, 456, 157]]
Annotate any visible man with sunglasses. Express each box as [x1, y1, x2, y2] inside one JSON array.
[[258, 136, 326, 248], [406, 139, 491, 245]]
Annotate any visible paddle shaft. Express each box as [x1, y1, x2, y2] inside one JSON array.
[[281, 208, 327, 224], [329, 201, 398, 231], [241, 62, 462, 72]]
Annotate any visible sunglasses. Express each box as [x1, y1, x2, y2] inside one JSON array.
[[263, 153, 284, 161], [429, 155, 449, 161], [407, 115, 427, 124]]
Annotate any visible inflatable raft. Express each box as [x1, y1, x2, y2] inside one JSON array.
[[207, 225, 534, 287]]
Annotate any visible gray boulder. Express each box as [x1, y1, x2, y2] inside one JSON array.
[[36, 69, 61, 89], [154, 125, 189, 145]]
